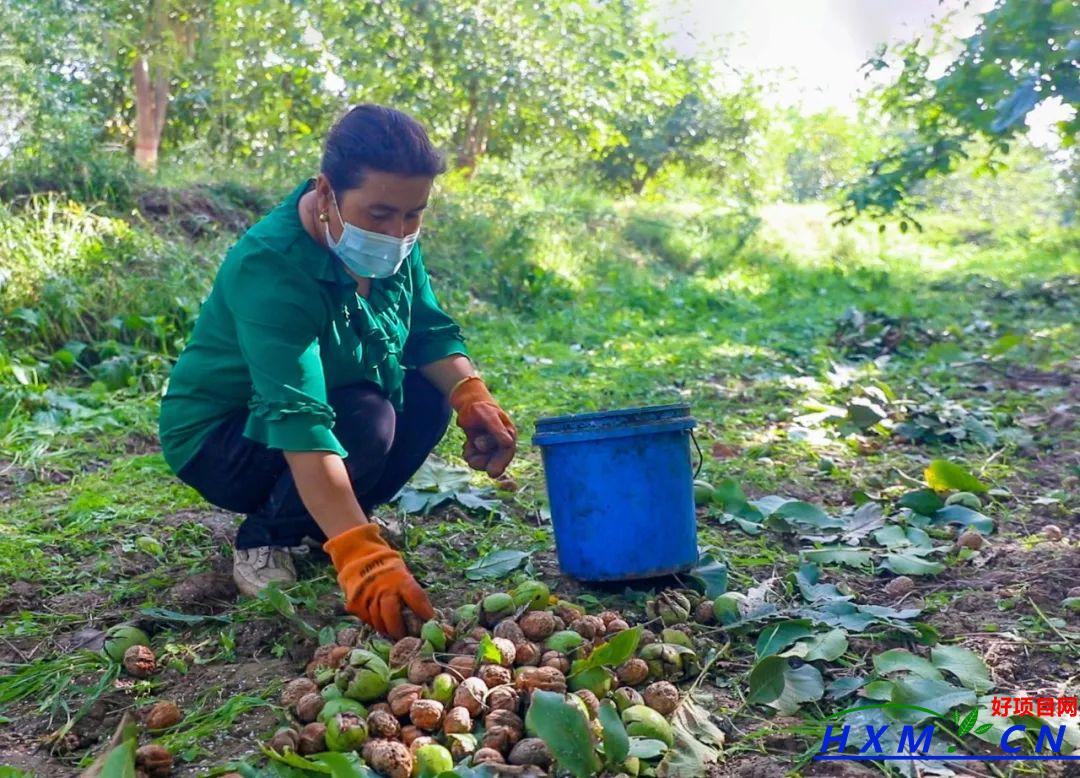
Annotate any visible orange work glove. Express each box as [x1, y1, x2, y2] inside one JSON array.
[[450, 375, 517, 478], [323, 524, 434, 639]]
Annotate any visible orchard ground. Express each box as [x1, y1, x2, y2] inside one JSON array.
[[0, 178, 1077, 776]]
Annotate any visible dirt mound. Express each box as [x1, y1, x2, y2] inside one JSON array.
[[137, 186, 258, 237]]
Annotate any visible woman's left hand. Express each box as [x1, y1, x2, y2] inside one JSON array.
[[450, 377, 517, 477]]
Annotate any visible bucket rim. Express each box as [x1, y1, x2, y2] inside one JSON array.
[[532, 403, 695, 446], [534, 403, 691, 430]]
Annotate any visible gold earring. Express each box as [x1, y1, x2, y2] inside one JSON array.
[[318, 212, 329, 223]]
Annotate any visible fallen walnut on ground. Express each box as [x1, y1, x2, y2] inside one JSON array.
[[143, 701, 181, 731], [123, 645, 158, 678], [135, 744, 173, 776]]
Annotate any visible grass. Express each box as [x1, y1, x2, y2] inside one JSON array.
[[0, 166, 1077, 774]]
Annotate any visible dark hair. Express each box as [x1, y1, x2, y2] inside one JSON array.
[[321, 104, 446, 192]]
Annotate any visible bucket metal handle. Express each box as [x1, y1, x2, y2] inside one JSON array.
[[691, 429, 703, 480]]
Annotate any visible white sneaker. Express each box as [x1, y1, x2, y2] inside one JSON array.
[[232, 546, 297, 596]]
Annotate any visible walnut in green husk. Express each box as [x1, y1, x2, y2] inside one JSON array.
[[611, 686, 644, 712]]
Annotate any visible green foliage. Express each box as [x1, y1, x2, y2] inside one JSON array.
[[840, 0, 1080, 225], [528, 691, 603, 778], [1, 0, 762, 199], [762, 108, 887, 202]]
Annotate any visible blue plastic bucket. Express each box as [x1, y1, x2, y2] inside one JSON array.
[[533, 404, 699, 581]]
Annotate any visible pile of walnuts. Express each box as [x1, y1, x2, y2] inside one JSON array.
[[267, 584, 698, 777]]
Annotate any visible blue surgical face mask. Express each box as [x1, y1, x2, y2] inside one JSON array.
[[325, 190, 418, 279]]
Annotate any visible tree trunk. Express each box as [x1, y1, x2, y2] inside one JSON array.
[[133, 55, 169, 170]]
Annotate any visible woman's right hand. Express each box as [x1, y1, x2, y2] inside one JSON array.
[[450, 376, 517, 477], [323, 524, 434, 639]]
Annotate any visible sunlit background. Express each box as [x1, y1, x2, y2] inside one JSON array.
[[657, 0, 1070, 146]]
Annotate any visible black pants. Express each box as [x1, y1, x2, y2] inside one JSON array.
[[177, 371, 451, 549]]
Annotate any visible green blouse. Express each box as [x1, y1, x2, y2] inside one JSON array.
[[158, 180, 468, 473]]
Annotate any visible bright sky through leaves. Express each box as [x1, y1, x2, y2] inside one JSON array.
[[654, 0, 1071, 146]]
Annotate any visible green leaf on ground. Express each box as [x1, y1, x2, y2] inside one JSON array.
[[747, 655, 787, 704], [628, 738, 668, 759], [932, 505, 994, 534], [862, 680, 896, 700], [881, 553, 946, 576], [464, 549, 532, 581], [840, 502, 886, 544], [769, 663, 825, 714], [784, 628, 848, 662], [872, 648, 944, 680], [714, 479, 761, 522], [890, 678, 977, 723], [138, 607, 231, 625], [262, 745, 334, 774], [528, 691, 602, 778], [793, 564, 849, 603], [749, 495, 789, 516], [797, 600, 920, 631], [597, 701, 629, 766], [931, 645, 993, 692], [687, 553, 728, 598], [571, 627, 641, 676], [873, 525, 934, 550], [477, 634, 504, 665], [315, 752, 374, 778], [847, 397, 889, 429], [95, 733, 137, 778], [925, 460, 988, 493], [769, 500, 845, 530], [827, 676, 866, 700], [802, 547, 874, 568], [898, 488, 945, 516], [755, 620, 814, 658], [258, 585, 319, 639]]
